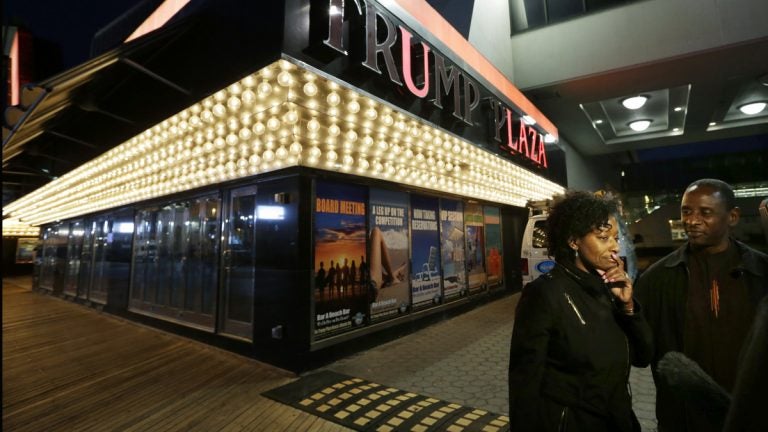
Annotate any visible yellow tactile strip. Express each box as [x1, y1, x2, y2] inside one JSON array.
[[263, 371, 509, 432]]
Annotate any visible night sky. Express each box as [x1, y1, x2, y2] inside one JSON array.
[[3, 0, 142, 77]]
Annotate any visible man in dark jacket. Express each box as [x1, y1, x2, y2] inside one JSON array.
[[635, 178, 768, 432]]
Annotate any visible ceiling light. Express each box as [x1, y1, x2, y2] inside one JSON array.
[[628, 119, 652, 131], [621, 95, 648, 110], [594, 119, 603, 124], [739, 102, 766, 115], [673, 128, 679, 132], [674, 107, 683, 112], [709, 122, 716, 126]]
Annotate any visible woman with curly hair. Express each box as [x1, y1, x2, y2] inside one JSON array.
[[508, 191, 653, 432]]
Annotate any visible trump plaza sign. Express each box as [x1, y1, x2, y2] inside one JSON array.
[[313, 0, 549, 169]]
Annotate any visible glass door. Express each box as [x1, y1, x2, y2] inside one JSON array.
[[219, 185, 257, 340], [63, 221, 84, 297]]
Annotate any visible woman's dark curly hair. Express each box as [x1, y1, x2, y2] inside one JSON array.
[[546, 190, 618, 262]]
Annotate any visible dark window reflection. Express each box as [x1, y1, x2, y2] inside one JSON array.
[[130, 194, 220, 328], [510, 0, 637, 33]]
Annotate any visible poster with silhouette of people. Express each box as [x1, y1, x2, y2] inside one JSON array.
[[440, 199, 467, 301], [410, 194, 442, 310], [314, 180, 369, 339], [465, 202, 487, 294], [483, 206, 504, 288], [368, 188, 410, 322]]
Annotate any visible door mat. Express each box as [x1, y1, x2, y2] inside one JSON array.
[[262, 370, 509, 432]]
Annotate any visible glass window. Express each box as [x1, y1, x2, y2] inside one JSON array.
[[130, 193, 220, 328], [64, 221, 85, 297], [532, 220, 548, 249], [546, 0, 584, 23]]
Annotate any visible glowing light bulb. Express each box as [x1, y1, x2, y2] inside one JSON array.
[[241, 90, 256, 105], [267, 117, 281, 131], [289, 141, 303, 155], [227, 96, 241, 111], [347, 100, 360, 113], [327, 92, 341, 106], [258, 81, 272, 96], [307, 118, 320, 132], [277, 71, 292, 86], [303, 82, 318, 97]]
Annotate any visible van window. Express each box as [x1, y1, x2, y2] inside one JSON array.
[[532, 221, 548, 249]]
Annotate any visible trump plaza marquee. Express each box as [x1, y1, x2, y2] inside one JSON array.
[[5, 0, 563, 366]]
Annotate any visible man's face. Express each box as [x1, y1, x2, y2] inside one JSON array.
[[680, 185, 739, 253]]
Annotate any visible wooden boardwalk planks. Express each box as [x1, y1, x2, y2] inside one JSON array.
[[2, 277, 353, 432]]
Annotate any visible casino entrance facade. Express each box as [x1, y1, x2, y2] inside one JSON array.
[[3, 0, 564, 369]]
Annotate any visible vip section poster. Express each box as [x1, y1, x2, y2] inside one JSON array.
[[440, 199, 467, 301], [368, 188, 410, 322], [313, 180, 368, 339], [465, 202, 486, 294], [483, 206, 503, 288], [410, 195, 442, 309]]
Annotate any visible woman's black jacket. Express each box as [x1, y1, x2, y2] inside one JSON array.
[[508, 263, 653, 432]]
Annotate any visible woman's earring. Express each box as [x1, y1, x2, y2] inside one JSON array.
[[574, 249, 579, 258]]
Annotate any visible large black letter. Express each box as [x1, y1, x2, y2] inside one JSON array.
[[462, 77, 480, 125], [489, 99, 507, 143], [362, 2, 402, 85], [433, 54, 462, 120]]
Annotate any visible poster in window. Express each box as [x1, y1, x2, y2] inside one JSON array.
[[314, 180, 369, 339], [410, 194, 442, 310], [440, 198, 467, 301], [484, 206, 503, 288], [368, 188, 410, 322], [16, 238, 38, 264], [465, 202, 486, 294]]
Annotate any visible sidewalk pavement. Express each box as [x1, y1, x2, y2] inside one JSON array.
[[324, 292, 658, 432]]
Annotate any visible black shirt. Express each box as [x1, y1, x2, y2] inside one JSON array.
[[684, 241, 755, 391]]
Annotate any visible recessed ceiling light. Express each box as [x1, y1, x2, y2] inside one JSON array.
[[622, 95, 648, 110], [739, 102, 767, 115], [709, 122, 716, 126], [674, 107, 683, 112], [594, 119, 603, 124], [628, 119, 652, 131]]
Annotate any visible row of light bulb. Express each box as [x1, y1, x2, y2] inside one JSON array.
[[2, 219, 40, 237], [4, 59, 563, 226]]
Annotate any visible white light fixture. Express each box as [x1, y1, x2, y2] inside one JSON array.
[[628, 119, 652, 132], [739, 102, 767, 115], [673, 128, 679, 132], [621, 95, 648, 110], [594, 119, 603, 124], [709, 122, 717, 126], [674, 107, 683, 112]]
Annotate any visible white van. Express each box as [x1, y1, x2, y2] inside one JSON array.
[[521, 213, 556, 285]]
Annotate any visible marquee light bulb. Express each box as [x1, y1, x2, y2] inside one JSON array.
[[303, 82, 318, 97], [277, 71, 292, 86], [327, 92, 341, 106], [257, 81, 272, 96]]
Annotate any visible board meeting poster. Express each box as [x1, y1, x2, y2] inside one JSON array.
[[410, 194, 442, 310], [439, 198, 467, 301], [483, 206, 503, 288], [314, 180, 369, 339], [464, 202, 487, 294], [368, 188, 411, 322]]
